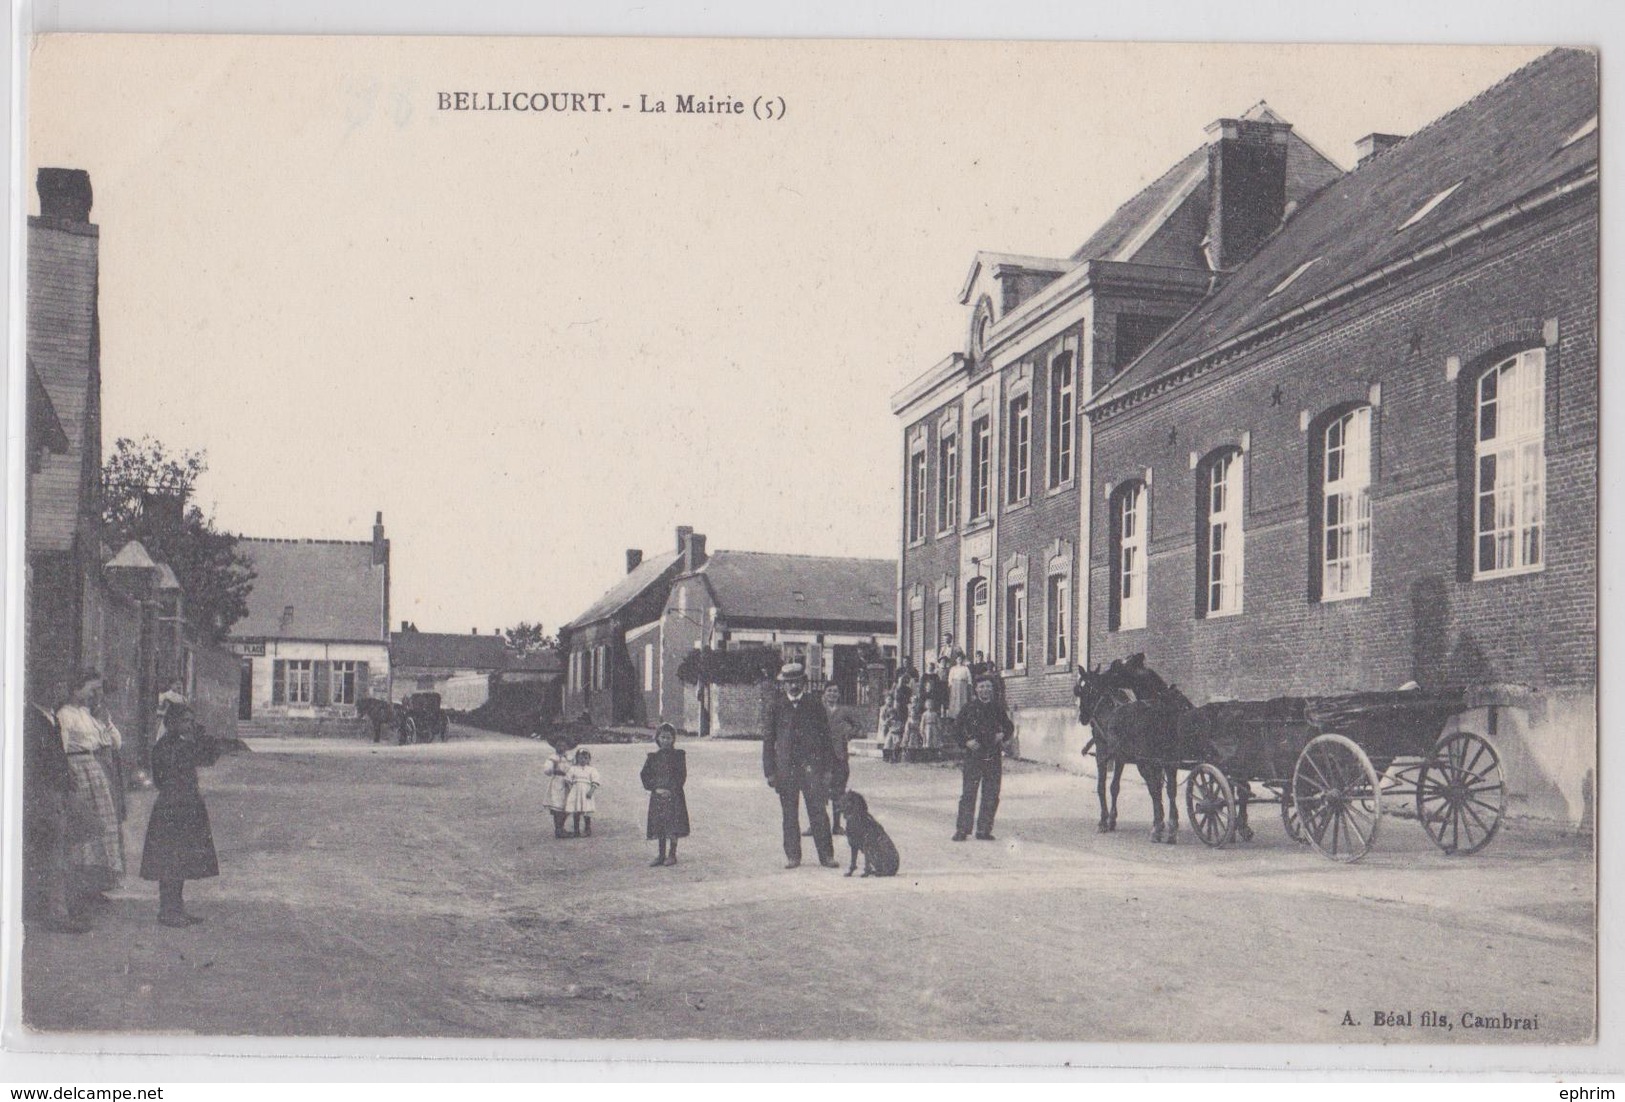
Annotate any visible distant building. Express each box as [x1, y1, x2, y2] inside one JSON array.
[[228, 514, 391, 736], [558, 528, 701, 727], [651, 551, 897, 731], [390, 626, 513, 710]]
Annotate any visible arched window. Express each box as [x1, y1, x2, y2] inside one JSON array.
[[1474, 349, 1546, 577], [1315, 405, 1373, 600], [1108, 480, 1148, 631], [1196, 448, 1244, 618]]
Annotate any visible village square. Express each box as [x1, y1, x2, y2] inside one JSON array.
[[15, 43, 1598, 1044]]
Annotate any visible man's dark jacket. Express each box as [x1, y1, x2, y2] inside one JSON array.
[[956, 698, 1014, 759], [763, 693, 837, 785]]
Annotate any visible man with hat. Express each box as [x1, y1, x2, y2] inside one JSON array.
[[953, 672, 1015, 841], [763, 662, 841, 869]]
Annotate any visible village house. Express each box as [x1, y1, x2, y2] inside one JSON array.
[[1084, 49, 1596, 825], [26, 167, 240, 765], [389, 625, 514, 711], [227, 514, 392, 736], [891, 104, 1343, 766], [645, 550, 897, 734], [558, 527, 701, 726]]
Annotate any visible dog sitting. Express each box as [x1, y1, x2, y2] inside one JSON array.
[[837, 790, 899, 877]]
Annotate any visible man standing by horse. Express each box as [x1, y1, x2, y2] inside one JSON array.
[[763, 662, 841, 869], [953, 673, 1015, 841]]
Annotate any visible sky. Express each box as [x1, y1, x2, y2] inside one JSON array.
[[26, 37, 1546, 636]]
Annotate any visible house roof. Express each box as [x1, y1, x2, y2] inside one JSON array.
[[1069, 102, 1343, 267], [27, 358, 69, 455], [506, 648, 564, 673], [391, 631, 513, 671], [694, 551, 896, 630], [230, 538, 387, 642], [562, 549, 683, 631], [1089, 49, 1598, 412]]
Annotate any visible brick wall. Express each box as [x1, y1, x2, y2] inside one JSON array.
[[1087, 202, 1596, 708]]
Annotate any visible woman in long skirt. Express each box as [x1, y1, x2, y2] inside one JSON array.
[[56, 671, 124, 906], [139, 704, 220, 927]]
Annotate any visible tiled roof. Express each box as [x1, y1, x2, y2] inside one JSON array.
[[1090, 49, 1598, 411], [696, 551, 896, 629], [1070, 103, 1342, 266], [391, 631, 513, 671], [562, 549, 683, 630], [230, 538, 387, 642]]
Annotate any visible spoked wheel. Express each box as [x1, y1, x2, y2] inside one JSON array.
[[1416, 731, 1506, 855], [400, 716, 419, 745], [1185, 763, 1238, 848], [1280, 794, 1310, 845], [1292, 734, 1382, 862]]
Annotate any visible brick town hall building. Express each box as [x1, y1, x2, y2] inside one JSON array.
[[892, 49, 1597, 825]]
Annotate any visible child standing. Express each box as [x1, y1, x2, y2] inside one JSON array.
[[640, 724, 689, 867], [139, 704, 219, 927], [564, 749, 601, 836], [542, 737, 572, 839], [920, 697, 943, 761]]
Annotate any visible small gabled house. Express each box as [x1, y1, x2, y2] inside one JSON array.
[[558, 527, 703, 727], [228, 514, 391, 736]]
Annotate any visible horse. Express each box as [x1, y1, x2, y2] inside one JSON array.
[[355, 697, 395, 744], [1075, 655, 1189, 844]]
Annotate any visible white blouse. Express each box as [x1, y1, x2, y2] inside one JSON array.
[[56, 704, 122, 754]]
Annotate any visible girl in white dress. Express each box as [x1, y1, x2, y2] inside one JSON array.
[[542, 737, 572, 839], [56, 671, 125, 902], [564, 749, 602, 837]]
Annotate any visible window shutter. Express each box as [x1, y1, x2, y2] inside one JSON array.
[[356, 661, 371, 700], [314, 661, 331, 706], [809, 644, 824, 682], [272, 660, 286, 705]]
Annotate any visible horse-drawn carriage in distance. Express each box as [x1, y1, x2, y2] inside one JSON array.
[[356, 692, 449, 745], [1076, 656, 1511, 863]]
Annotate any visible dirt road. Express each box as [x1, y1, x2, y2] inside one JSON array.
[[21, 728, 1595, 1042]]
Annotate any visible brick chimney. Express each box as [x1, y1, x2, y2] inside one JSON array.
[[681, 531, 708, 574], [626, 549, 644, 573], [676, 525, 694, 553], [1355, 132, 1405, 168], [1203, 117, 1293, 271], [372, 511, 388, 565], [37, 168, 93, 224]]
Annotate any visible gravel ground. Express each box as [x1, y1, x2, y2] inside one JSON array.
[[20, 727, 1595, 1043]]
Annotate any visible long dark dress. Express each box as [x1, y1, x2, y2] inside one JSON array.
[[641, 748, 690, 839], [139, 732, 220, 882]]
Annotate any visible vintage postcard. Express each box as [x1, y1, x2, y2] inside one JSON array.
[[8, 35, 1598, 1053]]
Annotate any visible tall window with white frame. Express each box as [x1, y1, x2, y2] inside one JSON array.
[[1322, 406, 1373, 600], [908, 446, 928, 543], [1007, 394, 1031, 505], [937, 429, 958, 533], [1048, 351, 1075, 489], [969, 415, 992, 521], [330, 660, 357, 706], [1005, 582, 1026, 669], [1047, 573, 1070, 665], [1114, 481, 1148, 630], [284, 659, 313, 705], [1475, 348, 1546, 577], [1199, 450, 1245, 617]]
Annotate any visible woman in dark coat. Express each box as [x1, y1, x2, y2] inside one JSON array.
[[640, 723, 689, 867], [139, 704, 219, 927]]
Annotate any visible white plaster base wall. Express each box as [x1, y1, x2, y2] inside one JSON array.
[[1009, 705, 1091, 773]]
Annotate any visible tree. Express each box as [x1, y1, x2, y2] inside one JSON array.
[[102, 436, 256, 643], [503, 621, 556, 654]]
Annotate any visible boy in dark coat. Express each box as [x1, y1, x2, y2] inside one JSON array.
[[139, 704, 220, 927], [953, 675, 1015, 841], [641, 723, 689, 866]]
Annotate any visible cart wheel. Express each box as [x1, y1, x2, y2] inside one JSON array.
[[1280, 795, 1310, 844], [401, 716, 419, 745], [1185, 763, 1238, 848], [1292, 734, 1382, 862], [1416, 731, 1505, 856]]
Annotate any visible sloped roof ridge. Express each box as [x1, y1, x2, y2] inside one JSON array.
[[702, 548, 894, 565], [1069, 145, 1207, 261], [1338, 48, 1587, 182]]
